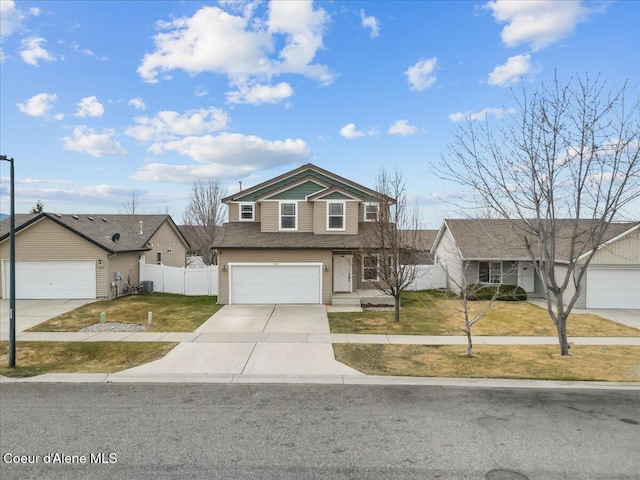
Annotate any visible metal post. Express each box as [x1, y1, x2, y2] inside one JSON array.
[[1, 155, 16, 367]]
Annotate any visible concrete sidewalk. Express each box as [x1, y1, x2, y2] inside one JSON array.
[[12, 330, 640, 346]]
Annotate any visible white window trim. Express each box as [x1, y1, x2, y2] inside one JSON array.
[[362, 254, 379, 282], [278, 200, 298, 231], [478, 261, 503, 284], [326, 200, 346, 231], [364, 202, 379, 222], [239, 202, 255, 222]]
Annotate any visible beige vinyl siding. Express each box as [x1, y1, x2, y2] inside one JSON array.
[[298, 201, 313, 232], [313, 201, 359, 234], [260, 202, 279, 232], [433, 227, 464, 292], [228, 203, 239, 222], [217, 249, 332, 304], [588, 228, 640, 265], [143, 222, 186, 268], [108, 252, 140, 298], [553, 263, 587, 309], [0, 217, 108, 298]]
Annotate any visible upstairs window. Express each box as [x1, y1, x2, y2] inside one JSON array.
[[239, 203, 254, 221], [479, 261, 502, 284], [327, 202, 345, 230], [364, 203, 379, 222], [280, 202, 297, 230]]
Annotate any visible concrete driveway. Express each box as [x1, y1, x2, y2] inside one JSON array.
[[0, 299, 96, 339], [118, 304, 360, 377], [528, 299, 640, 330]]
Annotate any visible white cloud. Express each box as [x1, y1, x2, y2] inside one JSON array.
[[448, 107, 516, 122], [194, 85, 209, 97], [19, 36, 56, 65], [1, 0, 23, 37], [226, 82, 293, 105], [485, 0, 595, 51], [388, 119, 418, 136], [74, 96, 105, 118], [340, 123, 364, 139], [17, 93, 58, 117], [488, 54, 533, 87], [128, 97, 147, 110], [405, 57, 438, 91], [339, 122, 377, 140], [63, 126, 127, 157], [138, 3, 333, 92], [133, 132, 310, 183], [360, 9, 380, 38], [69, 41, 108, 61], [125, 107, 230, 142]]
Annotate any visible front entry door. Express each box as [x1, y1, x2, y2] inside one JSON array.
[[333, 255, 352, 293], [518, 261, 535, 293]]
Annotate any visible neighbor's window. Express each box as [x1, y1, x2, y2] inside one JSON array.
[[479, 261, 502, 284], [362, 255, 379, 281], [364, 203, 379, 222], [240, 203, 254, 221], [280, 202, 297, 230], [327, 202, 345, 230]]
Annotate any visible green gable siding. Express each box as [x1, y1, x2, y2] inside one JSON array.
[[234, 169, 379, 202], [268, 181, 325, 200], [319, 192, 352, 200]]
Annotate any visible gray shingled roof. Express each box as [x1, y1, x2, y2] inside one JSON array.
[[213, 222, 385, 249], [0, 213, 187, 253], [440, 218, 637, 262]]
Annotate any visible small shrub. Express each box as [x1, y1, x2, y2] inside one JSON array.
[[464, 284, 527, 302]]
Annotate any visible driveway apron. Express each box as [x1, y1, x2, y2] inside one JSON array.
[[118, 305, 361, 377]]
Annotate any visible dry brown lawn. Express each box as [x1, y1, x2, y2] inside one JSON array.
[[334, 344, 640, 382], [0, 341, 177, 377], [328, 291, 640, 337]]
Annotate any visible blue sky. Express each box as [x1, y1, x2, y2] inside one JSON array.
[[1, 0, 638, 227]]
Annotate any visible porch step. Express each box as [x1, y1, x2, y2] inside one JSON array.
[[331, 297, 362, 308]]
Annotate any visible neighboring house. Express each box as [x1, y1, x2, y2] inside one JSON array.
[[0, 213, 189, 300], [178, 224, 222, 265], [213, 163, 394, 305], [431, 218, 640, 309], [401, 229, 438, 265]]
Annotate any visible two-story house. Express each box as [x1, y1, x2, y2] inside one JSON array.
[[213, 164, 393, 304]]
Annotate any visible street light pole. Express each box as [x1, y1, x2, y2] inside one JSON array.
[[0, 154, 16, 368]]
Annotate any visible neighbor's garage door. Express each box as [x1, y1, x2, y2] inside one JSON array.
[[586, 267, 640, 309], [229, 263, 321, 304], [3, 260, 96, 299]]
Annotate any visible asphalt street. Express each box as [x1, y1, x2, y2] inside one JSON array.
[[1, 384, 639, 480]]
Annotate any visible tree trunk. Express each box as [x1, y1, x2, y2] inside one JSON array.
[[556, 315, 570, 355], [465, 328, 473, 357], [394, 295, 401, 322]]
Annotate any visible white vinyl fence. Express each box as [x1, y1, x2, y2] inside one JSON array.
[[404, 264, 447, 291], [140, 259, 218, 296]]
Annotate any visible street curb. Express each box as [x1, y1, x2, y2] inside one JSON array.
[[1, 373, 639, 390]]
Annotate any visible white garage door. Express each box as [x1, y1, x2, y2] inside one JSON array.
[[586, 267, 640, 309], [229, 263, 322, 304], [3, 260, 96, 299]]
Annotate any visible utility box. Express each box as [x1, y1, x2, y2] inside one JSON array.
[[140, 281, 154, 293]]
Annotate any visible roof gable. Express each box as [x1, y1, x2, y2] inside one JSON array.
[[1, 213, 188, 253], [256, 177, 328, 201], [433, 218, 639, 262], [224, 163, 389, 203]]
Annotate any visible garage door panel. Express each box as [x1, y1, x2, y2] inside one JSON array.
[[3, 260, 96, 299], [230, 264, 321, 304], [586, 268, 640, 309]]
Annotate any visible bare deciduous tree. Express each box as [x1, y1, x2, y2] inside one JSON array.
[[183, 179, 227, 265], [121, 190, 142, 214], [359, 167, 423, 323], [30, 200, 44, 214], [438, 74, 640, 355]]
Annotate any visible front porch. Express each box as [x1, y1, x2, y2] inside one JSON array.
[[330, 289, 395, 312]]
